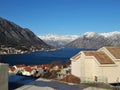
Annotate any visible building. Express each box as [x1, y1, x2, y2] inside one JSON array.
[[0, 63, 8, 90], [71, 47, 120, 84], [57, 66, 71, 79], [22, 66, 35, 76], [13, 64, 26, 71], [9, 66, 17, 74]]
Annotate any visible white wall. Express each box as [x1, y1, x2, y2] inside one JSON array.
[[0, 63, 8, 90], [101, 62, 120, 83], [83, 58, 120, 83], [71, 58, 81, 78], [80, 57, 103, 83], [98, 47, 120, 83], [71, 50, 120, 83]]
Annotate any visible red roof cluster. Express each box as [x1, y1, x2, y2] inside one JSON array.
[[43, 64, 51, 71], [37, 65, 43, 69], [15, 64, 26, 68], [24, 66, 33, 72]]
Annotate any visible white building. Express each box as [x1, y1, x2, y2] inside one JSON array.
[[71, 47, 120, 84], [0, 63, 8, 90], [22, 66, 35, 76]]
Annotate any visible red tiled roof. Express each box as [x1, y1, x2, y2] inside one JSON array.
[[15, 64, 26, 68], [37, 65, 43, 68], [60, 74, 80, 84], [84, 51, 115, 64], [43, 64, 51, 70], [43, 64, 51, 67], [29, 65, 36, 67], [24, 66, 33, 72], [105, 47, 120, 59]]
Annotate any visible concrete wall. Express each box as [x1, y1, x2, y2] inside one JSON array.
[[71, 50, 120, 84], [101, 63, 120, 83], [0, 63, 8, 90], [81, 58, 120, 83], [80, 57, 119, 83], [80, 57, 102, 83], [71, 58, 81, 78]]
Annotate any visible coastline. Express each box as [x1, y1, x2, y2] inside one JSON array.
[[0, 48, 57, 55]]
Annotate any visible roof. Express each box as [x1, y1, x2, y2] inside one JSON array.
[[15, 64, 26, 68], [43, 64, 51, 67], [71, 53, 81, 60], [29, 65, 36, 67], [84, 51, 115, 64], [37, 65, 43, 68], [9, 66, 16, 71], [60, 74, 80, 84], [105, 47, 120, 59], [24, 66, 33, 72]]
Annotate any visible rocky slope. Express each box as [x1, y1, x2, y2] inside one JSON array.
[[66, 32, 120, 49], [0, 17, 52, 54]]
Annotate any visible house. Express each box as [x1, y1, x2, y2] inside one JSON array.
[[29, 65, 37, 69], [30, 65, 44, 77], [13, 64, 26, 74], [9, 66, 17, 74], [71, 46, 120, 84], [52, 65, 61, 71], [34, 68, 44, 77], [43, 64, 51, 72], [13, 64, 26, 71], [22, 66, 35, 76], [57, 66, 71, 79], [36, 65, 43, 69]]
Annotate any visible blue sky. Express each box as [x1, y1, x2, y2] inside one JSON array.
[[0, 0, 120, 35]]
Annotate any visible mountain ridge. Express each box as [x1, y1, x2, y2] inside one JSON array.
[[0, 17, 53, 54], [66, 31, 120, 49], [39, 32, 120, 48], [39, 34, 79, 48]]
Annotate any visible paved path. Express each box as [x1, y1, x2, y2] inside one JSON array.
[[16, 78, 113, 90]]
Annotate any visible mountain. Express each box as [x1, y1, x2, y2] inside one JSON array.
[[66, 31, 120, 49], [0, 17, 52, 54], [39, 34, 79, 48]]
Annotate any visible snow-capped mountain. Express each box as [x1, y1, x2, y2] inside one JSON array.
[[66, 31, 120, 49], [39, 34, 79, 48]]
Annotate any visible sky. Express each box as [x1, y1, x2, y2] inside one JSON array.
[[0, 0, 120, 35]]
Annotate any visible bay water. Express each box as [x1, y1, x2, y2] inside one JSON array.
[[1, 48, 90, 65]]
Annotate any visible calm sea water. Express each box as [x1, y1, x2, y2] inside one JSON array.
[[1, 48, 93, 65], [1, 48, 95, 90], [9, 75, 37, 90]]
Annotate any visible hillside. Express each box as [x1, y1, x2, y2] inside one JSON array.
[[0, 17, 52, 54], [66, 32, 120, 49]]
